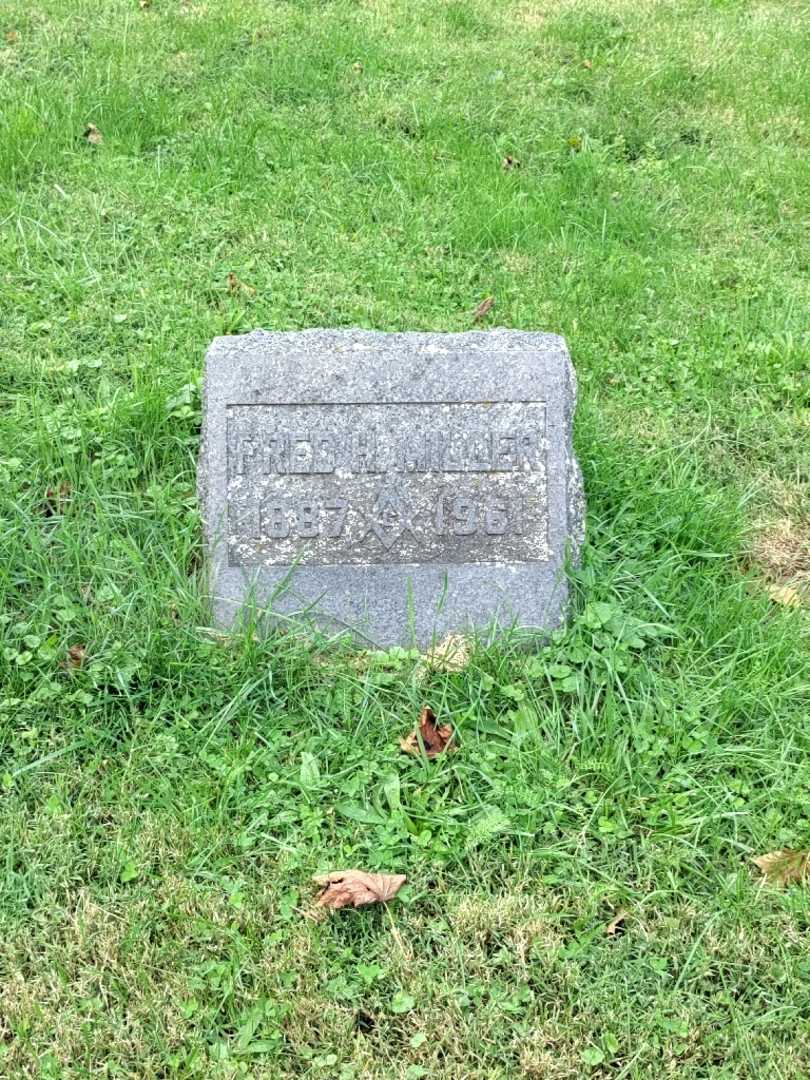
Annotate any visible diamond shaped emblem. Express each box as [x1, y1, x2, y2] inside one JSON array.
[[368, 486, 414, 550]]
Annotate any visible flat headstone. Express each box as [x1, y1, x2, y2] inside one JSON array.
[[199, 329, 584, 647]]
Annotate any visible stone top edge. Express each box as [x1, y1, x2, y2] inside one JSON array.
[[201, 328, 576, 413], [205, 327, 569, 361]]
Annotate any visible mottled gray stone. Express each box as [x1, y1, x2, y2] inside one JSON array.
[[199, 329, 584, 647]]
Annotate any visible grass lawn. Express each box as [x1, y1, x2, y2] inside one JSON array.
[[2, 0, 810, 1075]]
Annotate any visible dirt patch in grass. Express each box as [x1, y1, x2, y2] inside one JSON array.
[[752, 518, 810, 587], [515, 2, 550, 29]]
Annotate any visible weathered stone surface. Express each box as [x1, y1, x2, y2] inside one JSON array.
[[199, 329, 584, 646]]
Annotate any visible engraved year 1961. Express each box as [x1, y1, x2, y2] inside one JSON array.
[[433, 494, 525, 537]]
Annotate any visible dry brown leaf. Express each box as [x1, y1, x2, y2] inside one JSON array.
[[354, 1009, 375, 1034], [314, 869, 406, 909], [67, 644, 86, 669], [417, 632, 470, 679], [84, 123, 103, 146], [413, 634, 470, 683], [227, 271, 256, 296], [752, 849, 810, 887], [605, 908, 629, 936], [766, 583, 802, 608], [400, 705, 454, 759], [502, 155, 521, 170], [44, 481, 71, 516], [473, 296, 495, 323]]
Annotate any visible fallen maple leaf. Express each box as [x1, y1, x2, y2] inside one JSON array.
[[766, 583, 801, 608], [473, 296, 495, 322], [314, 869, 406, 909], [43, 481, 71, 516], [227, 271, 256, 296], [355, 1009, 375, 1033], [84, 123, 103, 146], [605, 908, 629, 936], [67, 644, 86, 668], [400, 705, 454, 759], [752, 849, 810, 887]]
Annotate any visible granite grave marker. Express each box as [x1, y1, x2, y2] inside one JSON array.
[[199, 329, 584, 646]]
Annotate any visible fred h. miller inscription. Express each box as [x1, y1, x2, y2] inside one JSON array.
[[199, 330, 584, 647]]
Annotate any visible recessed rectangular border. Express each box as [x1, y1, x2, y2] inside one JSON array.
[[225, 399, 550, 568]]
